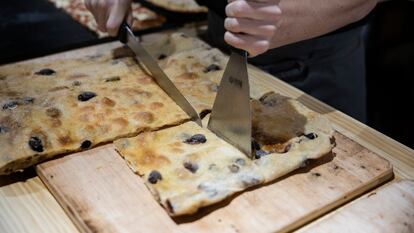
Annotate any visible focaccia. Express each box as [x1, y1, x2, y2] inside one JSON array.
[[114, 92, 334, 216], [0, 55, 189, 175], [144, 0, 208, 13], [48, 0, 165, 38]]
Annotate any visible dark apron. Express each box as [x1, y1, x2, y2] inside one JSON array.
[[203, 9, 368, 123]]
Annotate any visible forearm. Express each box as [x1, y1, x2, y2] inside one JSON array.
[[271, 0, 377, 49]]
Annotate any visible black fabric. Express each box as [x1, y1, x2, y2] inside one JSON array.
[[199, 3, 368, 122]]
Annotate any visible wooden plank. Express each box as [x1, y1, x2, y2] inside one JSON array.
[[36, 132, 393, 233], [0, 171, 78, 233], [297, 180, 414, 233]]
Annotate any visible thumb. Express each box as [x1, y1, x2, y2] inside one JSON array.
[[106, 3, 130, 36]]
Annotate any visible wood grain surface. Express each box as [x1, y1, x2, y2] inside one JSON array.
[[1, 26, 413, 232], [36, 132, 393, 233], [297, 180, 414, 233]]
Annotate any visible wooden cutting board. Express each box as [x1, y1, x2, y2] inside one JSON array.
[[297, 180, 414, 233], [36, 131, 393, 233]]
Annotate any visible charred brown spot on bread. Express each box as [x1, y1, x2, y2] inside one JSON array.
[[148, 170, 162, 184], [105, 76, 121, 82], [312, 172, 321, 177], [35, 68, 56, 76], [133, 112, 155, 123], [158, 54, 167, 60], [0, 116, 20, 132], [184, 134, 207, 145], [58, 136, 73, 145], [46, 107, 61, 118], [2, 101, 18, 110], [51, 119, 62, 128], [228, 164, 240, 173], [177, 72, 198, 80], [203, 64, 221, 73], [113, 117, 128, 127], [150, 102, 164, 109], [102, 97, 116, 107], [81, 140, 92, 149], [183, 162, 199, 173], [304, 133, 318, 140], [29, 137, 44, 152], [139, 149, 170, 167], [78, 91, 97, 102]]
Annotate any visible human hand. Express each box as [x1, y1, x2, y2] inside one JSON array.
[[224, 0, 281, 57], [85, 0, 133, 36]]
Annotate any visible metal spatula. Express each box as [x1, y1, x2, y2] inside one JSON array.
[[208, 48, 252, 158]]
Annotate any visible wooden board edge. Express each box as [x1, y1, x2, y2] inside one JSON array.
[[281, 168, 394, 233], [36, 165, 92, 233]]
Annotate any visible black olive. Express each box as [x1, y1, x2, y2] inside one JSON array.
[[78, 91, 97, 102], [35, 68, 56, 75], [184, 134, 207, 145], [2, 101, 18, 110], [254, 150, 268, 159], [305, 133, 318, 140], [81, 140, 92, 149], [203, 64, 221, 73], [148, 170, 162, 184], [23, 97, 35, 104], [158, 54, 167, 60], [183, 162, 199, 173], [105, 76, 121, 82], [29, 136, 44, 152], [0, 126, 9, 134]]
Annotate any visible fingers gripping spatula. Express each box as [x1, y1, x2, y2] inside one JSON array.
[[208, 48, 252, 158]]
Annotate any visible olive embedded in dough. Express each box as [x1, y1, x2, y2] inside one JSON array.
[[183, 162, 199, 173], [22, 97, 35, 104], [28, 136, 44, 153], [158, 54, 167, 60], [0, 125, 8, 134], [2, 101, 18, 110], [78, 91, 97, 102], [80, 140, 92, 149], [35, 68, 56, 75], [203, 64, 221, 73], [184, 134, 207, 145], [148, 170, 162, 184], [305, 133, 318, 140]]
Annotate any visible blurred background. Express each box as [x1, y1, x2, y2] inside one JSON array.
[[0, 0, 413, 149]]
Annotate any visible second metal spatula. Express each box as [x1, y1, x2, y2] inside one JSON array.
[[208, 49, 252, 158]]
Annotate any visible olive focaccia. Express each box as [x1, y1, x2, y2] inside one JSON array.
[[114, 92, 335, 216], [0, 32, 228, 175], [0, 55, 189, 175]]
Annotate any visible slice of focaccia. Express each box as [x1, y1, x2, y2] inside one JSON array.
[[114, 92, 334, 216], [145, 0, 208, 13], [0, 55, 189, 175]]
